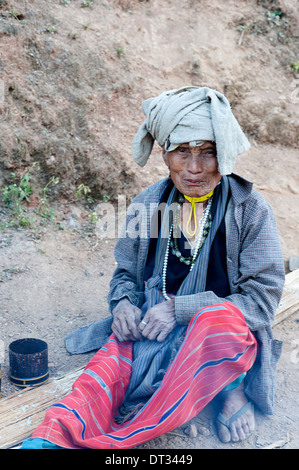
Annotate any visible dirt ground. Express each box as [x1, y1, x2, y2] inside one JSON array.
[[0, 0, 298, 450]]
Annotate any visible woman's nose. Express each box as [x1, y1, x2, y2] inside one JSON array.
[[187, 156, 204, 173]]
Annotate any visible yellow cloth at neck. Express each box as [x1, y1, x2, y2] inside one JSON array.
[[184, 189, 214, 237]]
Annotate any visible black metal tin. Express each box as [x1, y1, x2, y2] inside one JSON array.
[[9, 338, 49, 387]]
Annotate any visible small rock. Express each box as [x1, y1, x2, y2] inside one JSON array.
[[184, 423, 198, 438], [289, 256, 299, 272], [255, 435, 270, 447], [197, 424, 210, 437]]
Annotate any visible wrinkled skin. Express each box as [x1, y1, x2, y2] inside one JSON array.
[[137, 298, 176, 342], [112, 298, 176, 343], [111, 298, 143, 342], [162, 141, 221, 198]]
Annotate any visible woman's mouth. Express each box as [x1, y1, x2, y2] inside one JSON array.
[[183, 179, 204, 186]]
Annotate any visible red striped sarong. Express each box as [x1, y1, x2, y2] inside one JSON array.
[[32, 302, 257, 448]]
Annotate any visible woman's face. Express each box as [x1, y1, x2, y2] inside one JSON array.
[[163, 141, 221, 197]]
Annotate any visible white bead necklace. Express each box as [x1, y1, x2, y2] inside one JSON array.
[[161, 198, 212, 301]]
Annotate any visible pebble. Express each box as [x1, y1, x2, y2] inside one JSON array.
[[289, 255, 299, 272], [184, 423, 198, 438], [197, 424, 210, 437]]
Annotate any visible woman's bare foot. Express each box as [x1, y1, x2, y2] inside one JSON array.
[[216, 383, 255, 443]]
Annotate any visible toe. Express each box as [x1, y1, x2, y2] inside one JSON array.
[[217, 423, 231, 443], [231, 420, 246, 442], [242, 419, 251, 437]]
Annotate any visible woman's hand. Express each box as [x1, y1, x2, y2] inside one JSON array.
[[112, 298, 143, 342], [138, 299, 176, 342]]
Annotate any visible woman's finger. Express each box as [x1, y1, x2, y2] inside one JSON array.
[[156, 329, 170, 343], [112, 316, 132, 342], [127, 309, 143, 340], [140, 319, 164, 341], [111, 323, 125, 342]]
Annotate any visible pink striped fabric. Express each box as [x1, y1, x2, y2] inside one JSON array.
[[32, 302, 257, 449]]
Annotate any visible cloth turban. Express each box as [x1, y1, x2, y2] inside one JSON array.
[[131, 86, 250, 175]]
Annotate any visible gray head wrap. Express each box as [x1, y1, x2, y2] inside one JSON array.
[[131, 86, 250, 175]]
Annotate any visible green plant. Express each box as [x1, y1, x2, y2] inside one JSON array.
[[89, 212, 98, 224], [270, 10, 283, 17], [1, 165, 37, 228], [81, 1, 93, 7], [117, 46, 124, 58], [236, 24, 250, 32], [76, 183, 91, 197], [47, 25, 57, 33], [291, 61, 299, 71], [76, 183, 94, 203], [102, 194, 111, 203], [36, 176, 59, 220], [267, 10, 283, 26], [9, 9, 23, 20], [1, 172, 32, 205], [0, 164, 59, 229]]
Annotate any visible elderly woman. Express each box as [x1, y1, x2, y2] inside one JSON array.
[[22, 86, 284, 449]]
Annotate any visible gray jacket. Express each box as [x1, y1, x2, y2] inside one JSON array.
[[108, 174, 285, 414]]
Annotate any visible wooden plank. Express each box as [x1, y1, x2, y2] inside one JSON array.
[[0, 367, 84, 449], [284, 268, 299, 289], [0, 270, 298, 448], [273, 269, 299, 326]]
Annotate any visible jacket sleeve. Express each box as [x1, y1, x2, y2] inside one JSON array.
[[107, 193, 148, 313], [107, 178, 170, 314], [107, 237, 144, 313], [174, 193, 285, 331]]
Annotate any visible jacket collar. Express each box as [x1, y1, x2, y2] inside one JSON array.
[[227, 173, 253, 205]]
